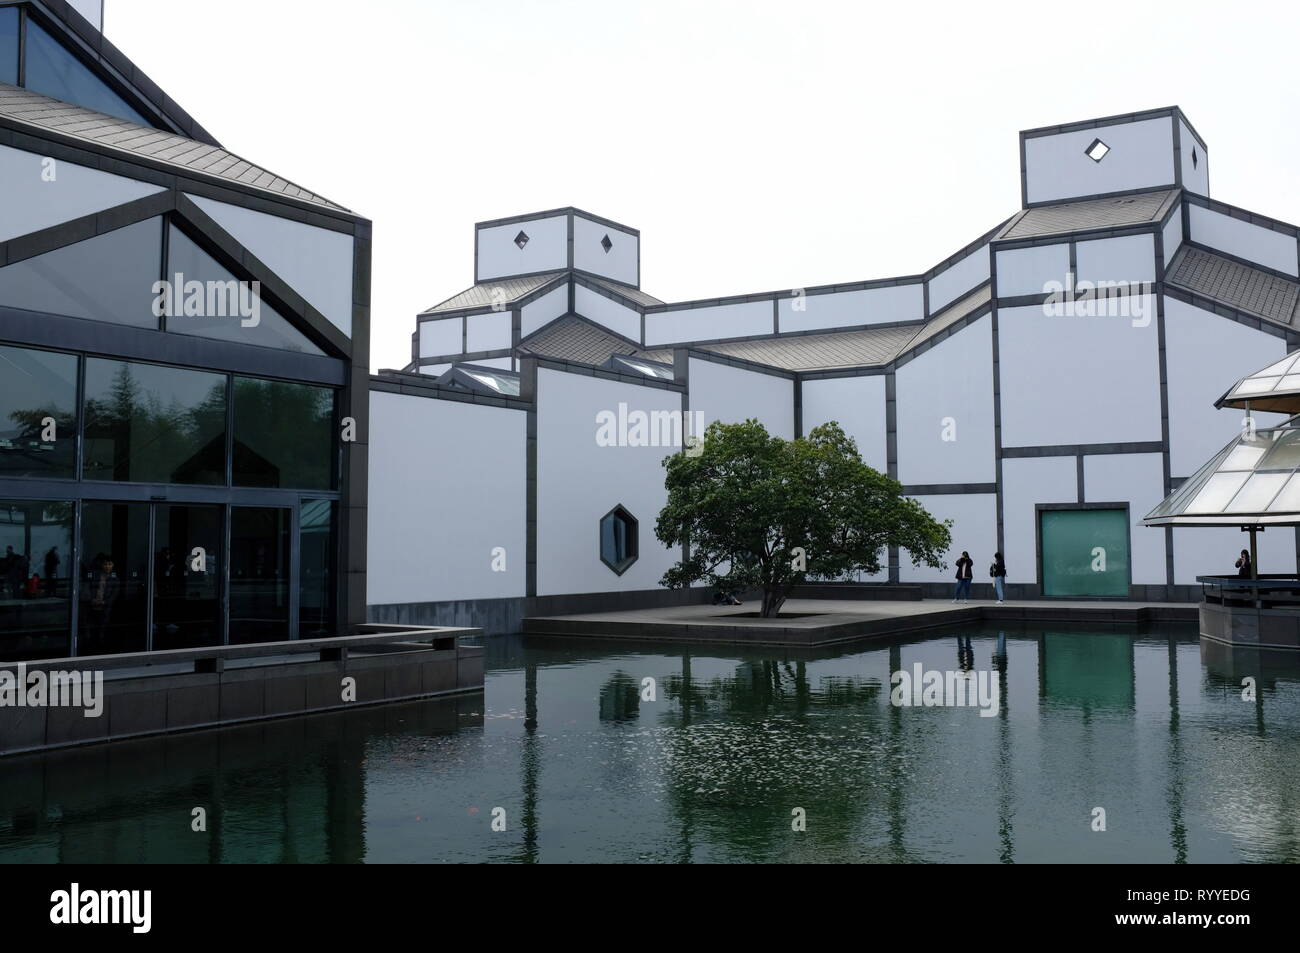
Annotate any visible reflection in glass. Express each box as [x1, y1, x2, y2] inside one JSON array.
[[0, 345, 77, 479], [83, 359, 227, 485], [230, 507, 290, 645], [152, 504, 222, 650], [165, 225, 326, 355], [233, 377, 335, 489], [0, 218, 162, 328], [0, 499, 72, 661], [24, 20, 151, 125], [0, 7, 17, 85], [299, 499, 336, 639], [78, 502, 149, 656]]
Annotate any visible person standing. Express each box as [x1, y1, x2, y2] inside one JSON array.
[[1235, 549, 1252, 578], [953, 551, 974, 603], [990, 551, 1007, 605]]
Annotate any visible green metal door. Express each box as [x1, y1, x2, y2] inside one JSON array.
[[1040, 508, 1129, 597]]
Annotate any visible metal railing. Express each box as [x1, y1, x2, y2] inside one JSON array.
[[1197, 574, 1300, 610]]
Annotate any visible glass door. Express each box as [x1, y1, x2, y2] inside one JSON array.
[[79, 501, 149, 655], [229, 506, 291, 645], [152, 504, 223, 650]]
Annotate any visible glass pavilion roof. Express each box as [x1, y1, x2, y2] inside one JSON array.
[[1216, 352, 1300, 415], [1144, 417, 1300, 525]]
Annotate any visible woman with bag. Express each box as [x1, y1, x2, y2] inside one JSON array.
[[952, 551, 974, 603]]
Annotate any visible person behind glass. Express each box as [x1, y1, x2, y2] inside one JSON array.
[[1235, 549, 1252, 578], [86, 553, 121, 653], [44, 546, 60, 597], [953, 551, 974, 603], [990, 551, 1007, 605]]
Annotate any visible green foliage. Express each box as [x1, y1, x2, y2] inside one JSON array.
[[656, 419, 951, 617]]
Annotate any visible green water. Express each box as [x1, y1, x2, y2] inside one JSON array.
[[1, 625, 1297, 863]]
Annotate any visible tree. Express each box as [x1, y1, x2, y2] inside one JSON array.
[[656, 419, 952, 617]]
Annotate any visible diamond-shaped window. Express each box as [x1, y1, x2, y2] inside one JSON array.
[[514, 230, 529, 249], [601, 234, 613, 254], [599, 505, 638, 575], [1192, 146, 1199, 169], [1084, 138, 1110, 162]]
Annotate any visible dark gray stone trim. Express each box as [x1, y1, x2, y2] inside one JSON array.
[[1021, 182, 1180, 212], [0, 307, 347, 385], [566, 212, 574, 273], [0, 118, 359, 226], [1002, 441, 1165, 458], [996, 280, 1154, 312], [922, 219, 1012, 281], [892, 303, 993, 370], [885, 370, 899, 584], [414, 347, 513, 366], [1161, 285, 1298, 341], [793, 376, 802, 438], [520, 358, 539, 598], [0, 188, 175, 266], [418, 273, 568, 320], [369, 371, 531, 410], [1183, 191, 1300, 239], [1153, 227, 1176, 589], [1075, 455, 1085, 504], [798, 364, 892, 382], [532, 356, 686, 393], [642, 274, 924, 315], [1171, 117, 1184, 190], [992, 219, 1161, 252], [511, 307, 521, 352], [683, 348, 797, 380], [1175, 238, 1300, 285], [1020, 106, 1188, 141], [990, 248, 1005, 557], [903, 483, 998, 496]]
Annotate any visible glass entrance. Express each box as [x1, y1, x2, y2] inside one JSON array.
[[229, 507, 291, 645], [79, 501, 149, 656], [152, 504, 223, 650], [1039, 508, 1130, 597]]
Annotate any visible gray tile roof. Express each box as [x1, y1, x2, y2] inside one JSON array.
[[0, 83, 348, 211], [586, 276, 664, 307], [422, 272, 565, 315], [693, 325, 921, 370], [900, 284, 992, 353], [1003, 189, 1177, 239], [1168, 246, 1300, 327], [519, 315, 640, 365]]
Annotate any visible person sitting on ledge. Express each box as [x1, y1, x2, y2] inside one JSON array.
[[712, 590, 743, 606]]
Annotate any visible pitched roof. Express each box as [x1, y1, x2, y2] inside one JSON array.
[[586, 275, 663, 307], [519, 315, 640, 365], [422, 272, 564, 315], [691, 325, 921, 370], [900, 284, 992, 353], [1002, 189, 1177, 239], [0, 83, 347, 211], [1167, 246, 1300, 327]]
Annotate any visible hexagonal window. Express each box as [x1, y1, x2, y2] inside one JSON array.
[[599, 505, 638, 575]]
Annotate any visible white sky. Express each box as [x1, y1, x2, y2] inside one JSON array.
[[105, 0, 1300, 372]]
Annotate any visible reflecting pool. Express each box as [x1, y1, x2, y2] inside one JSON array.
[[1, 624, 1298, 863]]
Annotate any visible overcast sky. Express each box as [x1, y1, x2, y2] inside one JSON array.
[[106, 0, 1300, 371]]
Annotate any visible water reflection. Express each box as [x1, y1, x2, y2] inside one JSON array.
[[0, 625, 1298, 863]]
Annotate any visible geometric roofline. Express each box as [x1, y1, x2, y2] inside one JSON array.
[[5, 0, 221, 145], [0, 188, 353, 360], [0, 82, 353, 214]]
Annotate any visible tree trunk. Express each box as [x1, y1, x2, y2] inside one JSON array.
[[761, 588, 787, 618]]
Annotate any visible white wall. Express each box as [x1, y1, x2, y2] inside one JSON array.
[[0, 145, 163, 243], [928, 244, 991, 314], [1162, 209, 1184, 267], [466, 311, 511, 352], [520, 281, 569, 337], [995, 243, 1069, 297], [1188, 205, 1298, 276], [899, 493, 998, 584], [477, 214, 568, 281], [1075, 233, 1156, 286], [573, 215, 638, 285], [777, 282, 923, 333], [800, 375, 887, 472], [67, 0, 103, 29], [1174, 526, 1296, 585], [188, 195, 355, 338], [367, 391, 526, 604], [998, 297, 1163, 447], [895, 314, 995, 484], [1179, 121, 1210, 197], [535, 368, 683, 596], [645, 300, 772, 345], [575, 284, 641, 341], [1163, 298, 1287, 476], [1084, 452, 1167, 585], [419, 317, 463, 358], [1001, 456, 1077, 584], [689, 357, 794, 438], [1023, 116, 1176, 204]]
